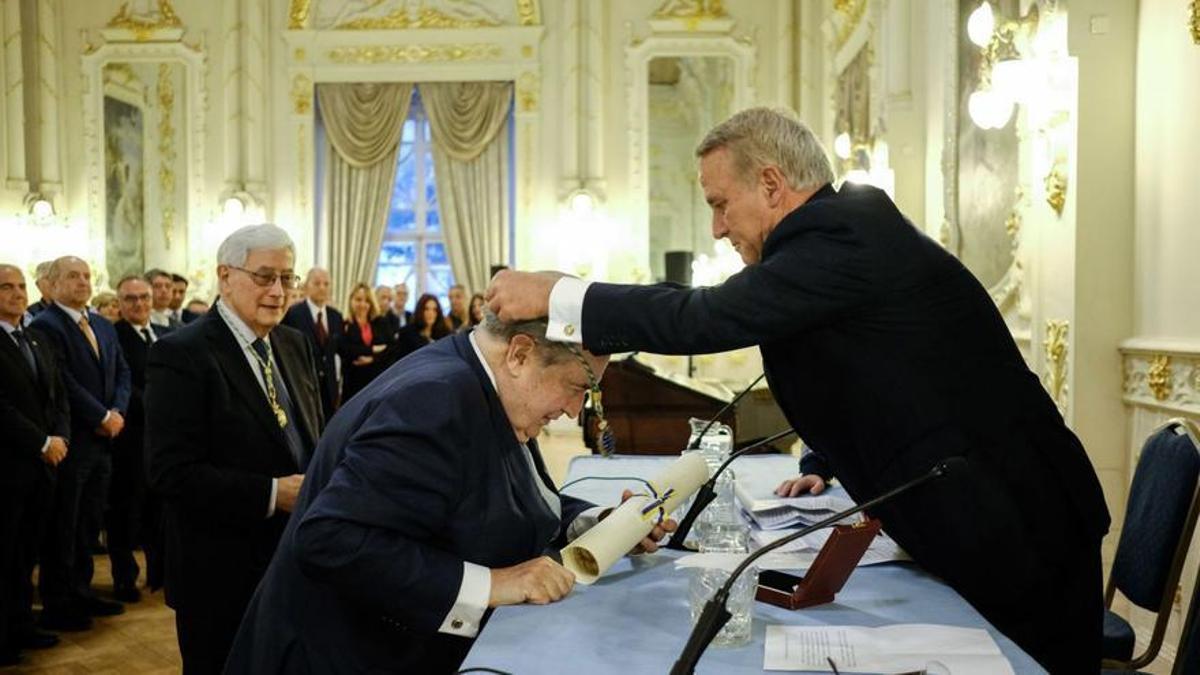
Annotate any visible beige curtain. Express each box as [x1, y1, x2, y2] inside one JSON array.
[[418, 82, 513, 293], [317, 82, 413, 307]]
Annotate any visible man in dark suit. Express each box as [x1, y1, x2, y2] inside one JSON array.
[[109, 276, 169, 602], [392, 281, 413, 327], [226, 315, 674, 674], [30, 256, 131, 629], [0, 264, 68, 665], [146, 223, 324, 674], [146, 269, 180, 331], [487, 108, 1111, 673], [282, 267, 343, 420]]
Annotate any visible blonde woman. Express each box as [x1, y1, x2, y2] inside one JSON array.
[[337, 283, 392, 401], [91, 290, 121, 323]]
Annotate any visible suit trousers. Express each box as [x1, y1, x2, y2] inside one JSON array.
[[106, 433, 146, 587], [174, 575, 258, 675], [39, 446, 111, 610], [0, 468, 52, 650]]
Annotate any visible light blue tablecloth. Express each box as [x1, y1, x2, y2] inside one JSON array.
[[462, 455, 1045, 674]]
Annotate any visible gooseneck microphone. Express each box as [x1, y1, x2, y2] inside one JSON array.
[[687, 372, 766, 451], [669, 456, 968, 675], [664, 427, 797, 552]]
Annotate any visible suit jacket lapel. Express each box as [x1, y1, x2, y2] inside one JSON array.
[[452, 334, 559, 550], [270, 332, 319, 450], [0, 332, 38, 388], [204, 314, 290, 450]]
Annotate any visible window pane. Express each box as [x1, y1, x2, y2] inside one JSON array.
[[388, 208, 416, 233], [402, 119, 416, 144], [376, 242, 417, 290], [426, 208, 440, 231], [426, 242, 447, 266]]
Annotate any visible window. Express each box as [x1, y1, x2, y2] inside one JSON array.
[[375, 90, 454, 312]]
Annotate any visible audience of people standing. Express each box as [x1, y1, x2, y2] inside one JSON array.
[[338, 283, 394, 402], [282, 268, 343, 421]]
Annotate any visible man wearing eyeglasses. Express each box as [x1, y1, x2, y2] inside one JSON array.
[[225, 312, 675, 674], [145, 223, 325, 674], [108, 276, 168, 604]]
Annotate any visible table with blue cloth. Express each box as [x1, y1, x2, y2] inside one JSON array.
[[462, 454, 1045, 674]]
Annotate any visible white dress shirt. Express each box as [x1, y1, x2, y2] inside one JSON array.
[[0, 319, 51, 454], [149, 308, 172, 327], [546, 277, 591, 344]]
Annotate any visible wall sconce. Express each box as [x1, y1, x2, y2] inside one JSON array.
[[566, 188, 596, 215], [834, 133, 895, 198], [965, 1, 1043, 130], [23, 193, 56, 224]]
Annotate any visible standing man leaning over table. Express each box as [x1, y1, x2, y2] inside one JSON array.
[[487, 107, 1110, 674]]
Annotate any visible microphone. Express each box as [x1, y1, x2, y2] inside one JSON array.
[[665, 427, 797, 552], [669, 456, 968, 675], [687, 372, 766, 450]]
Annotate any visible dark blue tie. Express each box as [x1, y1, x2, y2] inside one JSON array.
[[250, 338, 307, 466], [12, 328, 37, 376]]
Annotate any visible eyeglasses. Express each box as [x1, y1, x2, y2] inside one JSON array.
[[120, 293, 152, 303], [231, 267, 301, 290]]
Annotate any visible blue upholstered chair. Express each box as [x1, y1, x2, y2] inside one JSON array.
[[1102, 419, 1200, 671]]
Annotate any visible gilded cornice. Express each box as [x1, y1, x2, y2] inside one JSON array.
[[1122, 347, 1200, 414], [516, 0, 539, 26], [1043, 320, 1069, 413], [327, 44, 503, 64], [290, 73, 312, 115], [157, 64, 176, 250], [833, 0, 868, 51]]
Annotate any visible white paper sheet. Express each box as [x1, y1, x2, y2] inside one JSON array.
[[736, 482, 856, 515], [749, 528, 909, 564], [674, 551, 817, 573], [763, 624, 1015, 674], [561, 452, 709, 584]]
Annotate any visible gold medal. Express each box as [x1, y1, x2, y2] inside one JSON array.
[[273, 404, 288, 428]]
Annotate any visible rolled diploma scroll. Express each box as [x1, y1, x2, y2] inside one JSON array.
[[561, 452, 709, 584]]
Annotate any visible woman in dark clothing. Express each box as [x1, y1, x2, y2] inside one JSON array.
[[338, 283, 393, 402]]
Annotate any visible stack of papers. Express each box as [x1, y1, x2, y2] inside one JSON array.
[[736, 483, 857, 530], [763, 624, 1014, 674]]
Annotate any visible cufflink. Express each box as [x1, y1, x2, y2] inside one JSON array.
[[451, 619, 464, 630], [564, 324, 575, 336]]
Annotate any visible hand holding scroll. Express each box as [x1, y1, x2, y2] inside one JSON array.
[[489, 555, 576, 607], [606, 489, 678, 554]]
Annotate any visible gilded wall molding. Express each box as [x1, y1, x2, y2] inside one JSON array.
[[653, 0, 727, 20], [1122, 343, 1200, 414], [516, 71, 539, 113], [516, 0, 539, 26], [334, 8, 499, 30], [157, 64, 176, 249], [326, 44, 503, 64], [1043, 319, 1069, 414], [1191, 0, 1199, 44], [832, 0, 869, 51], [290, 73, 312, 114], [106, 0, 184, 41], [288, 0, 311, 30], [1045, 167, 1067, 216]]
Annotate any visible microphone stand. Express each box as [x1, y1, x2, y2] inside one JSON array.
[[668, 457, 967, 675], [688, 372, 766, 451], [665, 427, 797, 552]]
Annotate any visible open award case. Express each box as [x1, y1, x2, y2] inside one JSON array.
[[755, 517, 883, 610]]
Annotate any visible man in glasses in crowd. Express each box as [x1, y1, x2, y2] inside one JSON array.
[[145, 223, 325, 674]]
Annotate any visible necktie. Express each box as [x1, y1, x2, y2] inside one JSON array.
[[315, 311, 328, 347], [140, 327, 153, 345], [12, 328, 37, 375], [78, 315, 100, 358], [250, 339, 306, 465]]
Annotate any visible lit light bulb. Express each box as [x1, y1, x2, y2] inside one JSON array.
[[833, 132, 852, 160], [31, 199, 54, 218], [223, 196, 245, 218], [967, 1, 996, 48], [968, 89, 1013, 129], [569, 190, 595, 214]]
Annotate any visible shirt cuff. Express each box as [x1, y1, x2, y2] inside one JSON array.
[[267, 478, 278, 518], [565, 506, 608, 543], [41, 436, 51, 454], [547, 277, 590, 343], [438, 562, 491, 638], [101, 411, 111, 425]]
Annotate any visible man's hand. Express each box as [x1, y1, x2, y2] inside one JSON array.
[[484, 270, 563, 322], [97, 411, 125, 438], [352, 355, 374, 366], [275, 474, 305, 513], [488, 556, 575, 607], [605, 489, 678, 554], [775, 474, 826, 497], [43, 437, 68, 466]]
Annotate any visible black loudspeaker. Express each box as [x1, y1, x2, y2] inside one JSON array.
[[664, 251, 694, 286]]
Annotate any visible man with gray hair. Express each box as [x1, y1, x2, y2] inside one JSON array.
[[24, 261, 55, 320], [145, 223, 324, 673], [487, 106, 1109, 672], [226, 312, 674, 673]]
